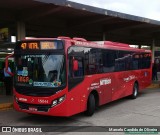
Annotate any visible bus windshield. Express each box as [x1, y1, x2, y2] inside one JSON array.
[[15, 54, 65, 88]]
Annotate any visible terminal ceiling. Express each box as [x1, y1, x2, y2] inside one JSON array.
[[1, 0, 160, 46]]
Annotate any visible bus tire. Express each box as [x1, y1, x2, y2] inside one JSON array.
[[130, 83, 138, 99], [85, 93, 95, 116]]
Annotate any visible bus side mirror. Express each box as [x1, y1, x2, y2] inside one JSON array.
[[73, 59, 78, 71]]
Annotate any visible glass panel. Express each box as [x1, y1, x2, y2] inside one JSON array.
[[15, 54, 65, 88]]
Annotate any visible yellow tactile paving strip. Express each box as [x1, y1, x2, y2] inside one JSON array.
[[0, 103, 13, 110]]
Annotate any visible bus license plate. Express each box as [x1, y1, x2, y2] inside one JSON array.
[[29, 107, 37, 111]]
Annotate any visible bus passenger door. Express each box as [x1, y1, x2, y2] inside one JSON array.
[[68, 56, 85, 114]]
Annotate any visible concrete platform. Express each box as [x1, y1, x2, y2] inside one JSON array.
[[0, 95, 13, 110], [147, 81, 160, 88]]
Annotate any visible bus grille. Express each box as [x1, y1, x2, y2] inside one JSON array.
[[17, 101, 51, 112]]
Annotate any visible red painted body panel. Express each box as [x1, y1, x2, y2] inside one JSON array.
[[14, 68, 151, 116], [13, 38, 152, 117]]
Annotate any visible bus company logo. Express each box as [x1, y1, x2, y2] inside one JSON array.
[[123, 75, 136, 82], [31, 98, 34, 103], [91, 83, 99, 86], [100, 78, 111, 86], [19, 98, 27, 102]]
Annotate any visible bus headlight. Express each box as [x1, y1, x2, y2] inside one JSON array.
[[59, 95, 65, 103], [52, 100, 58, 107], [51, 95, 66, 107]]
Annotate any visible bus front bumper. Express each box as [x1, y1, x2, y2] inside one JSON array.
[[13, 91, 70, 117]]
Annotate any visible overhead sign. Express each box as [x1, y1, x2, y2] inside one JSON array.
[[21, 42, 39, 50], [40, 41, 57, 50], [0, 28, 9, 42], [20, 41, 61, 50]]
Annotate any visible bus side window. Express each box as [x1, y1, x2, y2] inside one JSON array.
[[75, 57, 84, 77]]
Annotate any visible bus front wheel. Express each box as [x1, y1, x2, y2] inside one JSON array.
[[85, 93, 95, 116], [130, 83, 138, 99]]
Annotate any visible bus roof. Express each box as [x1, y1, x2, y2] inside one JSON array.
[[71, 39, 151, 53], [19, 37, 151, 53]]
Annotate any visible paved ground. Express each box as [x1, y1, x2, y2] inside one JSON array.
[[0, 95, 12, 104], [0, 88, 160, 135]]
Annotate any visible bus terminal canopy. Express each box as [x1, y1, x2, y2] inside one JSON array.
[[1, 0, 160, 45]]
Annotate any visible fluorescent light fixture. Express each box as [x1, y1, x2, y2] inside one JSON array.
[[11, 36, 16, 42], [7, 48, 13, 51]]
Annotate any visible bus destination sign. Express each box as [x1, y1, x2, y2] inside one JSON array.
[[40, 42, 56, 50], [20, 41, 57, 50]]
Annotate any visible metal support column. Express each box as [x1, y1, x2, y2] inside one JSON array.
[[103, 32, 106, 41], [138, 45, 142, 49], [17, 21, 26, 41], [151, 39, 155, 63]]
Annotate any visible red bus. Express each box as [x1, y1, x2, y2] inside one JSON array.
[[7, 37, 152, 116]]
